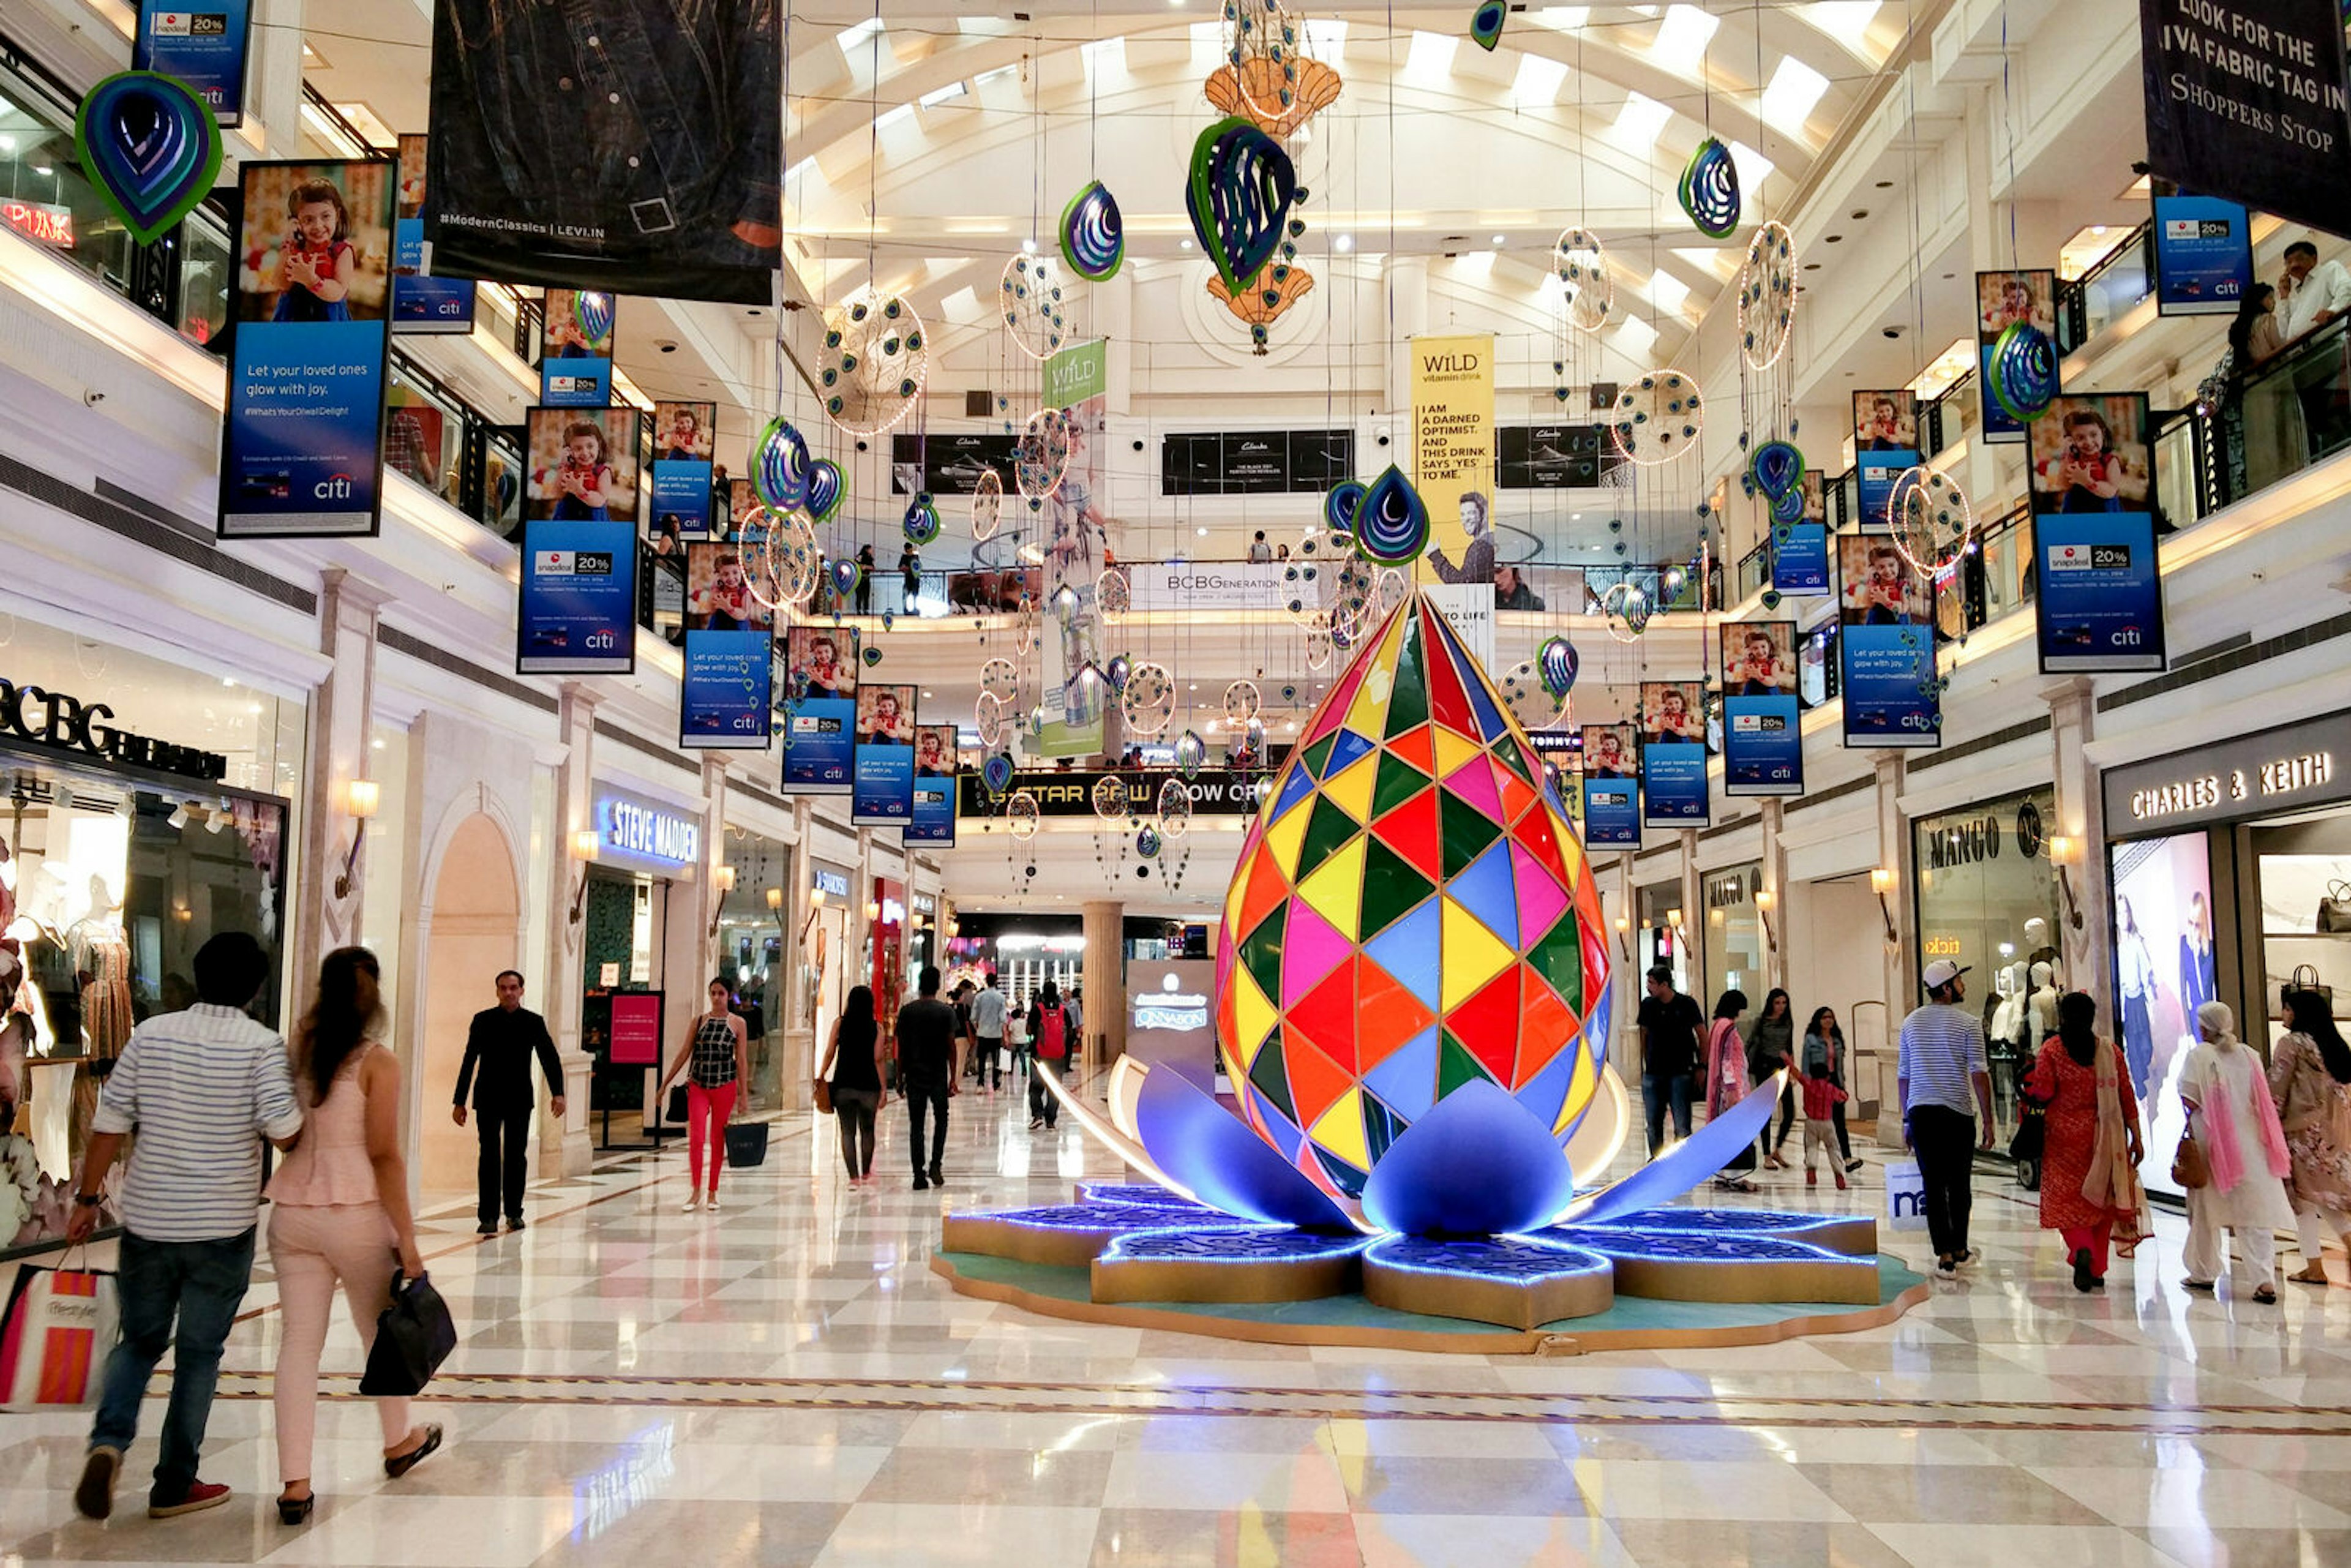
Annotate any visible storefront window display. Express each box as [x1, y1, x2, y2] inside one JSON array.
[[1701, 863, 1767, 1003], [800, 866, 852, 1086], [1911, 786, 2064, 1141], [712, 828, 791, 1106], [1637, 879, 1689, 996]]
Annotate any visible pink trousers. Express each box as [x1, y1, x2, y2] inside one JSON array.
[[688, 1081, 739, 1193], [267, 1202, 411, 1483]]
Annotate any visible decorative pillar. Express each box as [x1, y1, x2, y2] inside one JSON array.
[[853, 826, 876, 1007], [293, 568, 388, 992], [1872, 753, 1911, 1143], [1676, 828, 1702, 1002], [240, 0, 307, 159], [697, 756, 732, 972], [1758, 798, 1788, 993], [781, 800, 816, 1111], [2044, 677, 2112, 1018], [1082, 899, 1127, 1071], [539, 681, 600, 1177]]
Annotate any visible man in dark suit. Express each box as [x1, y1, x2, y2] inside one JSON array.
[[451, 970, 567, 1234]]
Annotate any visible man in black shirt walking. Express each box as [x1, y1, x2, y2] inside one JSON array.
[[452, 970, 568, 1233], [894, 966, 961, 1190], [1635, 965, 1704, 1159]]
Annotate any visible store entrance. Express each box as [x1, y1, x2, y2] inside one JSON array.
[[419, 812, 523, 1197]]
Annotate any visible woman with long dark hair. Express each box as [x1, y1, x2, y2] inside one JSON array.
[[1801, 1006, 1861, 1172], [1706, 989, 1758, 1194], [266, 947, 440, 1523], [819, 985, 885, 1184], [656, 978, 749, 1213], [1749, 988, 1797, 1168], [2022, 991, 2147, 1292], [2271, 988, 2351, 1285]]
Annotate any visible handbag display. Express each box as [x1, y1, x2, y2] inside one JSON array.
[[812, 1078, 833, 1114], [2171, 1132, 2211, 1191], [0, 1256, 119, 1411], [359, 1270, 457, 1397], [724, 1121, 770, 1168], [2320, 882, 2351, 934]]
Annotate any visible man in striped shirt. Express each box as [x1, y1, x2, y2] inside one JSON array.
[[66, 932, 303, 1523], [1897, 958, 1997, 1276]]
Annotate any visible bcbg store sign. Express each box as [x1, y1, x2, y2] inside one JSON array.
[[0, 680, 229, 782]]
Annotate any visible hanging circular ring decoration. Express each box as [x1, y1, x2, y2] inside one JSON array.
[[974, 691, 1008, 750], [1498, 661, 1569, 731], [1610, 370, 1705, 466], [752, 416, 812, 512], [1990, 321, 2060, 424], [1007, 790, 1041, 840], [1551, 227, 1613, 334], [1223, 678, 1262, 727], [1601, 581, 1653, 644], [1016, 408, 1074, 501], [754, 508, 820, 609], [1092, 775, 1128, 823], [970, 467, 1005, 542], [1374, 568, 1409, 620], [1678, 137, 1742, 239], [1097, 566, 1131, 620], [1887, 464, 1975, 578], [1155, 776, 1191, 839], [1352, 465, 1430, 563], [819, 286, 929, 437], [1738, 221, 1798, 371], [1059, 181, 1125, 282], [1327, 554, 1379, 640], [1304, 613, 1334, 670], [1000, 253, 1068, 362], [978, 658, 1021, 703], [1121, 662, 1175, 737]]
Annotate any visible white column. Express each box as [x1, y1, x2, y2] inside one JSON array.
[[1758, 798, 1788, 993], [1677, 828, 1703, 1003], [539, 683, 599, 1177], [2044, 677, 2112, 1016], [293, 568, 388, 991], [1872, 753, 1911, 1143], [781, 800, 816, 1111]]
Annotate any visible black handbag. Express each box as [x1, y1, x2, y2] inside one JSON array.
[[359, 1271, 457, 1397], [666, 1084, 689, 1123], [724, 1121, 769, 1168], [2009, 1105, 2047, 1165]]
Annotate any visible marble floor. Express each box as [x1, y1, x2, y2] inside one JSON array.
[[6, 1076, 2350, 1567]]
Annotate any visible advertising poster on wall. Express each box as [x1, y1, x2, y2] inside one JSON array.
[[1411, 333, 1496, 564], [1040, 339, 1112, 757], [1720, 621, 1803, 796], [904, 725, 959, 846], [782, 625, 858, 793], [2151, 195, 2254, 316], [423, 0, 782, 304], [539, 288, 618, 407], [650, 401, 717, 539], [892, 432, 1018, 496], [1638, 682, 1709, 828], [2137, 0, 2351, 243], [523, 407, 640, 525], [391, 135, 475, 334], [2109, 830, 2218, 1200], [679, 542, 772, 750], [1771, 519, 1831, 596], [850, 684, 919, 827], [219, 159, 396, 538], [135, 2, 251, 126], [1838, 536, 1940, 748], [1498, 424, 1618, 489], [517, 517, 637, 674], [1852, 390, 1920, 528], [1581, 723, 1640, 847], [1974, 270, 2058, 445], [2030, 393, 2167, 673]]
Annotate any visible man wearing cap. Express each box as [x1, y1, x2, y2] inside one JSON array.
[[1898, 958, 1997, 1275]]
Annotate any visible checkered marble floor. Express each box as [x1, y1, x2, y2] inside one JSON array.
[[7, 1076, 2350, 1567]]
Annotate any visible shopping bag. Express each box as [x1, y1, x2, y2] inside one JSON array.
[[0, 1258, 120, 1411], [359, 1270, 457, 1397], [1883, 1158, 1929, 1232], [724, 1121, 770, 1168], [998, 1047, 1013, 1074]]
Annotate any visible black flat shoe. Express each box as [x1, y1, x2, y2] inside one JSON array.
[[384, 1424, 443, 1479], [2072, 1247, 2096, 1293], [277, 1493, 314, 1525]]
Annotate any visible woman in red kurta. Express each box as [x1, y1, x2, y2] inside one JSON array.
[[2023, 992, 2148, 1291]]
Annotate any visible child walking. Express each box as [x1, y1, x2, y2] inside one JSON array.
[[1802, 1069, 1850, 1190]]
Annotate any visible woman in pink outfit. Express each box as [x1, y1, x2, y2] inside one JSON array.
[[1706, 989, 1760, 1194], [266, 947, 441, 1523], [657, 978, 750, 1213]]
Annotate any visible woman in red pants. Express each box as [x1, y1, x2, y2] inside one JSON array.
[[658, 979, 749, 1214], [2023, 991, 2148, 1291]]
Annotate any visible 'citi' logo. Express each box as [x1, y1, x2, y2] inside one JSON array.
[[314, 473, 354, 499]]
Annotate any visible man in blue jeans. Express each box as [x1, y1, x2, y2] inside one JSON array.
[[66, 932, 302, 1521], [1636, 965, 1703, 1158]]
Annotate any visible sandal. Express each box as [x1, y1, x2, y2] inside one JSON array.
[[384, 1424, 443, 1479], [2289, 1263, 2330, 1285], [2252, 1286, 2279, 1304], [276, 1491, 313, 1526], [2182, 1278, 2214, 1292]]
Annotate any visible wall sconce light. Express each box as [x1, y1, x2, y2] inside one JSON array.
[[1755, 888, 1779, 953], [1869, 867, 1898, 943], [708, 864, 737, 937], [865, 898, 882, 923], [2046, 835, 2085, 931], [1708, 906, 1726, 928], [765, 886, 784, 913], [1666, 907, 1684, 931], [332, 778, 380, 901], [1613, 913, 1630, 963], [567, 829, 601, 925]]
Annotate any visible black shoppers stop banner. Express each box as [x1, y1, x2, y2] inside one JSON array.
[[424, 0, 782, 305], [2139, 1, 2351, 240]]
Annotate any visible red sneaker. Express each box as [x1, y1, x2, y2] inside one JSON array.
[[150, 1480, 231, 1518]]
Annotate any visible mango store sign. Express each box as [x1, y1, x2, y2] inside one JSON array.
[[598, 793, 699, 869]]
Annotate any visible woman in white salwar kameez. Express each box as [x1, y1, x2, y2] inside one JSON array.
[[2179, 1002, 2296, 1304]]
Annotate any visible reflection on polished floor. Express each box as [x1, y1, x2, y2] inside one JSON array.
[[6, 1082, 2350, 1568]]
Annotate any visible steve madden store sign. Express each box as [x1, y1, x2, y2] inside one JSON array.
[[2103, 711, 2351, 835], [0, 680, 230, 783]]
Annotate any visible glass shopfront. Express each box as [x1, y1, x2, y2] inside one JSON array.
[[712, 827, 791, 1107], [1910, 786, 2063, 1139], [1701, 862, 1767, 1004], [1636, 878, 1689, 996]]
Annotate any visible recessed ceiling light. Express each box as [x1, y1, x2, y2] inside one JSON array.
[[1333, 233, 1354, 253], [1491, 234, 1506, 246]]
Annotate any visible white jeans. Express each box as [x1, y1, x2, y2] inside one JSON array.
[[2295, 1201, 2350, 1262], [2183, 1185, 2278, 1294]]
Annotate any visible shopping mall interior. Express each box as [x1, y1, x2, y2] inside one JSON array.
[[4, 0, 2351, 1562]]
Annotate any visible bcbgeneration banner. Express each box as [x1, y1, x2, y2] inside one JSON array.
[[2137, 0, 2351, 241], [424, 0, 782, 305], [1128, 561, 1291, 612], [1410, 334, 1495, 566]]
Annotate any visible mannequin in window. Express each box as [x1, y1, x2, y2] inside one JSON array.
[[2023, 916, 2061, 977], [1989, 961, 2030, 1053], [2115, 896, 2159, 1100], [71, 874, 135, 1064], [2027, 962, 2061, 1047]]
